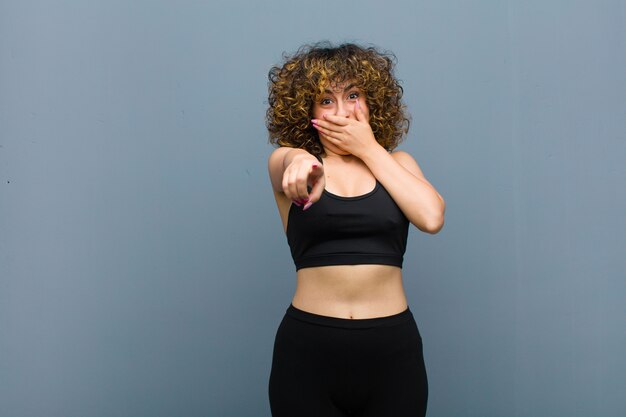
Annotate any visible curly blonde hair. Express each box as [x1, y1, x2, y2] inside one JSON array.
[[266, 42, 410, 158]]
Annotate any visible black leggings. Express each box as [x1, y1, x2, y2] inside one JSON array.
[[269, 305, 428, 417]]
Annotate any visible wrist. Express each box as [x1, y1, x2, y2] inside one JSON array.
[[356, 142, 387, 164]]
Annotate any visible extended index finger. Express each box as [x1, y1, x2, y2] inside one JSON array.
[[303, 164, 324, 210]]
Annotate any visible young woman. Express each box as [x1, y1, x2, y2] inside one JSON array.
[[266, 42, 445, 417]]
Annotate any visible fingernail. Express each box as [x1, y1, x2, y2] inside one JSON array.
[[312, 164, 318, 168], [311, 119, 318, 124], [303, 201, 313, 211], [293, 200, 302, 207]]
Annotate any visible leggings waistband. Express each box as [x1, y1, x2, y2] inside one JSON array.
[[286, 304, 414, 329]]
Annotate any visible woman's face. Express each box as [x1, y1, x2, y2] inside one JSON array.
[[311, 81, 370, 155]]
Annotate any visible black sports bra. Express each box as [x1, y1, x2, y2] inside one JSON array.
[[286, 181, 409, 270]]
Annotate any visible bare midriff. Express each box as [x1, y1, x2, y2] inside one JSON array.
[[292, 264, 408, 319]]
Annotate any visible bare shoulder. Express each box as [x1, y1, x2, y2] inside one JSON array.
[[267, 148, 294, 231], [267, 147, 292, 193], [268, 146, 292, 169], [391, 150, 426, 178]]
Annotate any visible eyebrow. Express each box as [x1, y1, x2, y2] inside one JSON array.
[[324, 83, 357, 94]]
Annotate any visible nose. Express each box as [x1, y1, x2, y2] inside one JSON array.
[[334, 102, 352, 118]]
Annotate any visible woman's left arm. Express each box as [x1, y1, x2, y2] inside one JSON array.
[[361, 147, 445, 234], [312, 102, 445, 233]]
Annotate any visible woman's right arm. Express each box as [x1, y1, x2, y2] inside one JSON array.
[[268, 147, 325, 210]]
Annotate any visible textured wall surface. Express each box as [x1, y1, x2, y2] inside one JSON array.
[[1, 1, 625, 416]]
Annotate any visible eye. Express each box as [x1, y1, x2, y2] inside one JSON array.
[[320, 98, 333, 105], [348, 92, 360, 100]]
